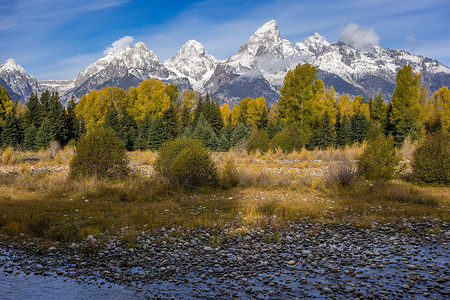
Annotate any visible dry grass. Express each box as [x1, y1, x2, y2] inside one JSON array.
[[0, 144, 448, 245]]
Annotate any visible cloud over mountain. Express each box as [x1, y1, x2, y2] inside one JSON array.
[[104, 36, 135, 55], [339, 23, 379, 51]]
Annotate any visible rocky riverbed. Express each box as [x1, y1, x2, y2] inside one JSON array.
[[1, 221, 449, 299]]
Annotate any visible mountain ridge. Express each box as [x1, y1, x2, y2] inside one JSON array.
[[1, 20, 449, 105]]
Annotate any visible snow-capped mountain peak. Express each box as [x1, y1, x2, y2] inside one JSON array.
[[164, 40, 219, 91], [0, 58, 39, 102], [1, 58, 27, 74]]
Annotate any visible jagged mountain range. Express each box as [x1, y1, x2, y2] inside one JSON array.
[[1, 20, 450, 106]]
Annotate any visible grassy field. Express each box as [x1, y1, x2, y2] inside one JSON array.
[[0, 144, 448, 247]]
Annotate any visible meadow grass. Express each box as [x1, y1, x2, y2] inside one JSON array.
[[0, 145, 448, 245]]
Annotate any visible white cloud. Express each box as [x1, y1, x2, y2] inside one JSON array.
[[339, 23, 379, 51], [407, 34, 422, 50], [104, 36, 134, 55]]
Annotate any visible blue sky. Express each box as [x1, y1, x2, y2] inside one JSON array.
[[1, 0, 449, 80]]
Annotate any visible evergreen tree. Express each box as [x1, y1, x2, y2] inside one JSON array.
[[23, 93, 42, 129], [231, 123, 250, 146], [337, 115, 352, 146], [65, 95, 78, 143], [208, 132, 218, 151], [266, 118, 284, 140], [219, 122, 233, 145], [48, 92, 68, 146], [162, 104, 178, 140], [1, 111, 21, 147], [35, 118, 52, 149], [103, 107, 121, 133], [217, 133, 230, 152], [118, 110, 137, 151], [192, 96, 204, 127], [335, 110, 342, 140], [179, 105, 192, 136], [350, 112, 369, 143], [23, 126, 38, 151], [370, 93, 388, 125], [147, 116, 166, 150], [183, 126, 193, 138], [39, 90, 51, 119], [316, 110, 335, 150], [192, 114, 216, 147]]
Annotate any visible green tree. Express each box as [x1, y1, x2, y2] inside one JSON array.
[[23, 93, 42, 129], [217, 133, 230, 152], [1, 111, 21, 147], [269, 123, 304, 153], [350, 112, 369, 143], [230, 123, 250, 146], [39, 90, 51, 119], [147, 116, 166, 150], [279, 63, 319, 134], [369, 93, 388, 125], [389, 65, 422, 144], [162, 104, 178, 140], [65, 95, 78, 143], [192, 114, 216, 148], [23, 126, 38, 151], [246, 129, 270, 153], [118, 110, 137, 151], [358, 134, 400, 181], [315, 110, 335, 150], [48, 92, 68, 146], [35, 118, 52, 149], [412, 133, 450, 185]]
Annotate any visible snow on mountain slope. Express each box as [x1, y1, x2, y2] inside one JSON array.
[[3, 19, 450, 106], [0, 58, 39, 102], [164, 40, 220, 91]]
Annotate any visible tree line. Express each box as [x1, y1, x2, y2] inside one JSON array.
[[0, 64, 449, 152]]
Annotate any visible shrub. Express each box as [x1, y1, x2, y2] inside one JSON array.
[[69, 127, 129, 180], [326, 155, 356, 187], [269, 123, 304, 153], [246, 129, 270, 154], [220, 154, 240, 189], [154, 137, 217, 188], [412, 133, 450, 185], [357, 134, 400, 181]]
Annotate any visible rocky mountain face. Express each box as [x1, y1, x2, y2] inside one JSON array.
[[0, 58, 40, 102], [2, 20, 450, 106]]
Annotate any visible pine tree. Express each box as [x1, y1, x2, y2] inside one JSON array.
[[335, 110, 342, 140], [231, 123, 250, 146], [147, 116, 166, 150], [316, 110, 335, 150], [208, 132, 218, 151], [35, 118, 52, 149], [337, 115, 352, 146], [219, 122, 233, 145], [162, 104, 178, 140], [48, 92, 68, 146], [23, 93, 42, 129], [192, 96, 204, 127], [350, 112, 370, 143], [103, 107, 121, 133], [1, 111, 21, 147], [179, 105, 191, 136], [217, 133, 230, 152], [118, 110, 137, 151], [39, 90, 51, 119], [23, 126, 38, 151], [192, 114, 216, 147], [65, 95, 78, 143]]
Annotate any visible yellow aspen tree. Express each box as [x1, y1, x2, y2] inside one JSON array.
[[231, 104, 240, 128], [220, 103, 231, 126], [352, 95, 370, 120], [137, 79, 170, 118], [337, 94, 353, 117]]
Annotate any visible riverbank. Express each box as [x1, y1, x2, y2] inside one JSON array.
[[1, 221, 449, 299]]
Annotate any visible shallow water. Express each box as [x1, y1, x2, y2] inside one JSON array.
[[1, 242, 449, 299]]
